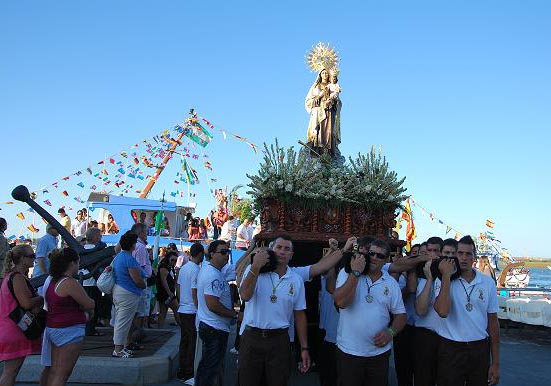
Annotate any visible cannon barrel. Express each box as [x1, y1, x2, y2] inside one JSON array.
[[11, 185, 116, 288]]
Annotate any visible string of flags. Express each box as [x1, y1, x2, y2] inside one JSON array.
[[1, 111, 260, 239]]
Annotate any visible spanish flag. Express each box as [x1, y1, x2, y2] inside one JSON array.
[[486, 219, 495, 228], [27, 224, 39, 233], [403, 199, 417, 252], [16, 212, 25, 221]]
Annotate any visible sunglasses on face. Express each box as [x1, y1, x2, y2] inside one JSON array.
[[368, 251, 388, 260], [216, 248, 231, 256]]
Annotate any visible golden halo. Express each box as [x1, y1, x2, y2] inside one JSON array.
[[306, 42, 339, 73]]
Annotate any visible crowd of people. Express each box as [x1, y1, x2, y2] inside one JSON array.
[[0, 211, 500, 386]]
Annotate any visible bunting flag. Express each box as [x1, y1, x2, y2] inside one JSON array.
[[204, 161, 212, 170], [446, 225, 452, 234], [181, 158, 199, 185], [403, 199, 416, 252], [454, 232, 461, 241], [16, 212, 25, 221], [27, 224, 39, 233], [485, 219, 495, 228]]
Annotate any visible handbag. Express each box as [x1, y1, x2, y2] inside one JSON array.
[[7, 272, 46, 340], [96, 258, 116, 294]]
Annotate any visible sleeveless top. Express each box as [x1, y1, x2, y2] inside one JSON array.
[[46, 277, 86, 328]]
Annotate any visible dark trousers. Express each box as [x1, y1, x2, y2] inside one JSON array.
[[177, 313, 197, 380], [238, 328, 291, 386], [413, 327, 439, 386], [84, 286, 102, 335], [336, 348, 390, 386], [195, 322, 229, 386], [437, 337, 490, 386], [393, 323, 415, 386], [319, 339, 337, 386]]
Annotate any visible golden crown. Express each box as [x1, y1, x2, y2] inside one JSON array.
[[306, 42, 340, 73]]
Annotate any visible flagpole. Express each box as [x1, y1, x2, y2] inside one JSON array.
[[152, 192, 165, 265]]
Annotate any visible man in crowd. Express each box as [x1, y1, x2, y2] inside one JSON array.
[[219, 216, 236, 242], [411, 236, 444, 386], [71, 209, 88, 238], [195, 240, 237, 386], [176, 242, 204, 384], [235, 218, 252, 251], [0, 217, 9, 281], [392, 242, 420, 386], [333, 239, 407, 386], [33, 224, 58, 278], [131, 223, 152, 345], [434, 235, 500, 386], [78, 227, 104, 336], [238, 235, 311, 386], [57, 207, 71, 233], [442, 238, 458, 257]]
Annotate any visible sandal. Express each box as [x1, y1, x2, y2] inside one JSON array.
[[112, 349, 133, 358]]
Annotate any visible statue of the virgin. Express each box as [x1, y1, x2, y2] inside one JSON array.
[[304, 43, 342, 158]]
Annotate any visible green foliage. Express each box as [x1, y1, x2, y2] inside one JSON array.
[[247, 139, 407, 210]]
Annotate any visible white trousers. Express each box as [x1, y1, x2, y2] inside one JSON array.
[[112, 284, 140, 346]]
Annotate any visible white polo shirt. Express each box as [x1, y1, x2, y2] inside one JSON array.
[[435, 270, 498, 342], [196, 263, 233, 332], [239, 265, 306, 335], [177, 261, 200, 314], [397, 274, 416, 326], [336, 268, 405, 357], [414, 278, 442, 332]]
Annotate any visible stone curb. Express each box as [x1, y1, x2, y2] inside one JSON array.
[[14, 330, 180, 385]]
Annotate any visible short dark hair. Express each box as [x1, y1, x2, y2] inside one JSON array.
[[120, 231, 138, 251], [443, 238, 458, 251], [167, 242, 178, 250], [190, 242, 204, 258], [57, 208, 66, 214], [420, 242, 427, 248], [458, 235, 476, 255], [165, 250, 178, 260], [49, 248, 79, 281], [369, 239, 390, 256], [426, 236, 444, 250], [0, 217, 6, 229], [357, 236, 375, 248], [208, 240, 227, 255], [269, 234, 294, 250]]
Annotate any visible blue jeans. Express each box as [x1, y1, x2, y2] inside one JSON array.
[[195, 321, 229, 386]]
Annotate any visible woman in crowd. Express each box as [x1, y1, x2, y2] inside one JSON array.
[[0, 245, 43, 386], [112, 231, 146, 358], [156, 250, 180, 328], [187, 218, 202, 241], [105, 214, 119, 234], [41, 248, 95, 386]]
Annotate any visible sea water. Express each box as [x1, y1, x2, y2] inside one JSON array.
[[530, 268, 551, 288]]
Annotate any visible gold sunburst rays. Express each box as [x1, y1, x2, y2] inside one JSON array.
[[306, 42, 339, 73]]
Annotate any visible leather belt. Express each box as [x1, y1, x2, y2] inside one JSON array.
[[244, 326, 288, 338]]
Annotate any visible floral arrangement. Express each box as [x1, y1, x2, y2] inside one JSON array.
[[247, 140, 408, 211]]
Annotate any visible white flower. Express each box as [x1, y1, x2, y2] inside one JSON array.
[[285, 183, 293, 192], [364, 185, 372, 193], [277, 180, 284, 187]]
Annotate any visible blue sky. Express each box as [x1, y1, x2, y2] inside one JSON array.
[[1, 1, 549, 257]]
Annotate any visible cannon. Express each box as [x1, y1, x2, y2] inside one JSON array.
[[11, 185, 116, 288]]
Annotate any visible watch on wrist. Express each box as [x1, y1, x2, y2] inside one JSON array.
[[352, 270, 361, 278]]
